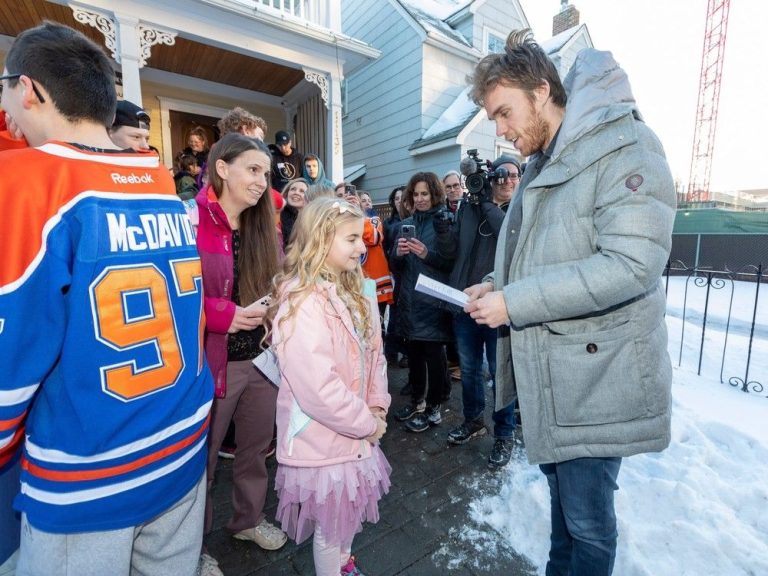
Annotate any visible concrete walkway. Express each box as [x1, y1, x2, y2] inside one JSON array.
[[206, 364, 538, 575]]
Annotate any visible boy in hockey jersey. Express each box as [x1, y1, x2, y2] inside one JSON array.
[[0, 22, 213, 576]]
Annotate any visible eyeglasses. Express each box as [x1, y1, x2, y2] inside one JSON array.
[[508, 173, 521, 180], [445, 183, 463, 190], [0, 73, 46, 103]]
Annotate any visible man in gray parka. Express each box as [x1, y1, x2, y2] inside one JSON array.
[[464, 30, 676, 575]]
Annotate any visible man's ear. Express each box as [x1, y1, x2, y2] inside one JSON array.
[[19, 75, 43, 109], [533, 81, 551, 109]]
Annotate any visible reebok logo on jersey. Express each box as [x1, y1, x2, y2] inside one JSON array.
[[106, 212, 196, 252], [111, 172, 155, 185]]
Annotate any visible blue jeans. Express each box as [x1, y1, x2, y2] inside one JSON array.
[[539, 457, 622, 576], [453, 313, 516, 439]]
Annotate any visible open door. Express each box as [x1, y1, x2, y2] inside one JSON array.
[[170, 110, 220, 167]]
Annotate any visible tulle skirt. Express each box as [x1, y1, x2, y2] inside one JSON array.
[[275, 445, 391, 546]]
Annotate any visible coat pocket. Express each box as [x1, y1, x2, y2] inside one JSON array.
[[547, 321, 652, 426]]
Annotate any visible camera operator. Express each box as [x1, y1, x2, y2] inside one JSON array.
[[464, 30, 676, 575], [435, 154, 521, 469]]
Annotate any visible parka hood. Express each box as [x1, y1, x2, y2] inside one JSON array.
[[554, 48, 640, 158]]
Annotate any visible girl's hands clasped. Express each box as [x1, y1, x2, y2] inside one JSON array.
[[365, 415, 387, 444]]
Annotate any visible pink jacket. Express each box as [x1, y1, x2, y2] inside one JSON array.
[[195, 186, 236, 398], [273, 281, 391, 467]]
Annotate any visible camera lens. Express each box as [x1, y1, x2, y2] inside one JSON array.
[[466, 173, 485, 194]]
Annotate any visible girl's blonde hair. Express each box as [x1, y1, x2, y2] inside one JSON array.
[[268, 196, 373, 343]]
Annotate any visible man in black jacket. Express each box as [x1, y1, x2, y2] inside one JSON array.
[[269, 130, 303, 192], [436, 155, 521, 468]]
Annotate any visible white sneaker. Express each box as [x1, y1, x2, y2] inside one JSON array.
[[197, 553, 224, 576], [232, 519, 288, 550]]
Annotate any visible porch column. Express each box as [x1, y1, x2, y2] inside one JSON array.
[[113, 13, 142, 105], [326, 72, 344, 184]]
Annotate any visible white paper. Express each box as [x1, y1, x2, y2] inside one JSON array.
[[252, 347, 280, 387], [415, 274, 469, 308]]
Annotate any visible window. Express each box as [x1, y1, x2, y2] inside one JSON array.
[[487, 31, 505, 54], [341, 78, 349, 118]]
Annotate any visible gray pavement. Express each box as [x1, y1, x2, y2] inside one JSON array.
[[206, 364, 538, 575]]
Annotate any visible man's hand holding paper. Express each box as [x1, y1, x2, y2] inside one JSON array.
[[465, 282, 510, 328]]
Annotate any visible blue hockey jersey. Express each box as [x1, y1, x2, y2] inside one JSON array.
[[0, 142, 213, 533]]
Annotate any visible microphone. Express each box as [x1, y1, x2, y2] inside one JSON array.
[[459, 155, 477, 176]]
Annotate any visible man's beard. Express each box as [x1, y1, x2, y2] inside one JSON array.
[[516, 105, 550, 157]]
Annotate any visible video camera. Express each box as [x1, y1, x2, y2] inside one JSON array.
[[460, 149, 510, 205]]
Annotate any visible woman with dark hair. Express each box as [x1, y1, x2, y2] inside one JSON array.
[[195, 133, 286, 575], [383, 186, 405, 257], [383, 186, 407, 367], [389, 172, 453, 432]]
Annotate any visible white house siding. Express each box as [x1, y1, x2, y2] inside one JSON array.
[[463, 117, 514, 166], [421, 43, 475, 131], [470, 0, 527, 53], [341, 0, 424, 200]]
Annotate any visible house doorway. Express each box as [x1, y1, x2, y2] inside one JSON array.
[[157, 97, 232, 169], [170, 111, 219, 168]]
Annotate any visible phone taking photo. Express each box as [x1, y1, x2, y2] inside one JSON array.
[[401, 224, 415, 240]]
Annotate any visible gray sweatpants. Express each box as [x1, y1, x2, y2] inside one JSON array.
[[16, 472, 205, 576]]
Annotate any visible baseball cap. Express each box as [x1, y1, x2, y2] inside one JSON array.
[[275, 130, 291, 145], [113, 100, 150, 129], [492, 153, 521, 172]]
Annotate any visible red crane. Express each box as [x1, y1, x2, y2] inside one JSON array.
[[687, 0, 731, 203]]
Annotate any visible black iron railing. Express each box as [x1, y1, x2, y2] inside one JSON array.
[[664, 261, 766, 397]]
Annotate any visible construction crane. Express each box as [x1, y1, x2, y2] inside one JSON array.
[[687, 0, 731, 203]]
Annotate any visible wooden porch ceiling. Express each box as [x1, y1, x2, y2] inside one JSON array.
[[0, 0, 306, 97]]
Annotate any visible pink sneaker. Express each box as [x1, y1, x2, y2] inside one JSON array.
[[340, 556, 365, 576]]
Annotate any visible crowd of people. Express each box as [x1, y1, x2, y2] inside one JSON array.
[[0, 19, 676, 576]]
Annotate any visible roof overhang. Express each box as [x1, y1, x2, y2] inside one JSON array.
[[424, 31, 482, 61], [344, 163, 366, 182]]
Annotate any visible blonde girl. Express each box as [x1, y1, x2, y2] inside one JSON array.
[[279, 177, 309, 250], [269, 197, 391, 576]]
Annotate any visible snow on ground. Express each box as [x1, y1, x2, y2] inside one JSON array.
[[462, 280, 768, 575]]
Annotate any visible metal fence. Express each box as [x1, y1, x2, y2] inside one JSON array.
[[664, 261, 767, 398], [670, 234, 768, 280]]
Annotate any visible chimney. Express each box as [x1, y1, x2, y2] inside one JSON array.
[[552, 0, 580, 36]]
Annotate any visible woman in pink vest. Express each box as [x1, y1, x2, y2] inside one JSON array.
[[195, 133, 286, 576]]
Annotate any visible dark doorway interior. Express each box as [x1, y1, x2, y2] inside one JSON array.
[[170, 110, 220, 167]]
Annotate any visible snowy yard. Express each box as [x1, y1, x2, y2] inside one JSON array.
[[463, 278, 768, 576]]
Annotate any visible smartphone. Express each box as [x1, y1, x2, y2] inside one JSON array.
[[345, 184, 357, 196], [401, 224, 415, 240], [245, 294, 272, 311]]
